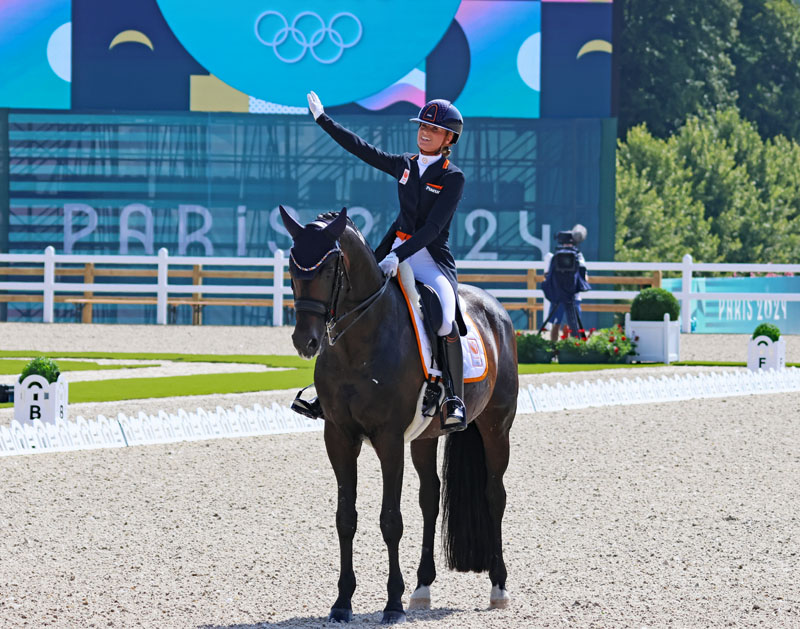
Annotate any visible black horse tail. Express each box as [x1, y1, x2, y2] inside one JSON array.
[[441, 422, 492, 572]]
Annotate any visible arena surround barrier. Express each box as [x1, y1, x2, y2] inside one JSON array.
[[1, 368, 799, 457]]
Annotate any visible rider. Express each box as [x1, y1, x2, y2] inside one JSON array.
[[304, 91, 468, 433]]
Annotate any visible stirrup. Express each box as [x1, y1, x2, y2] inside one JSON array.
[[291, 386, 324, 420], [440, 396, 467, 433]]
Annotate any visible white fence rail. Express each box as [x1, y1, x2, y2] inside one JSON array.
[[1, 248, 799, 332]]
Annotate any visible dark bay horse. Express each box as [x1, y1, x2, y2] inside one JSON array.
[[280, 207, 518, 624]]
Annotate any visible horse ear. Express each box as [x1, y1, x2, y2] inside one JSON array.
[[279, 205, 305, 240], [323, 207, 348, 241]]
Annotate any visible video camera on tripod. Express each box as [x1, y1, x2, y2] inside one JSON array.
[[539, 224, 591, 337]]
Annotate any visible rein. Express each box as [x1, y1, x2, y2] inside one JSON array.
[[326, 274, 391, 346]]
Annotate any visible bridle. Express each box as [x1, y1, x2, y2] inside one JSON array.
[[291, 244, 391, 346]]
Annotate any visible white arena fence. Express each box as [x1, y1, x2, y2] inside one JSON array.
[[2, 248, 800, 332], [2, 368, 799, 457]]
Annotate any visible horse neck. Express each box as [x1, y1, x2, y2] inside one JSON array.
[[339, 229, 384, 303]]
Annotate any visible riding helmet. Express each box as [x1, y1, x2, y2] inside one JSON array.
[[410, 99, 463, 144]]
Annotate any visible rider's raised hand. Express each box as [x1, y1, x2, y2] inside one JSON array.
[[307, 91, 324, 120], [378, 252, 399, 277]]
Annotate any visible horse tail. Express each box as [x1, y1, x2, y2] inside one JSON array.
[[441, 422, 492, 572]]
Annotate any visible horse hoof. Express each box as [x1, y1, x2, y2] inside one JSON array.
[[381, 610, 407, 624], [408, 585, 431, 610], [407, 597, 430, 611], [328, 607, 353, 623], [490, 585, 510, 609]]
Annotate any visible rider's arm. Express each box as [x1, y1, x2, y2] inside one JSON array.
[[392, 171, 465, 261], [316, 113, 401, 177]]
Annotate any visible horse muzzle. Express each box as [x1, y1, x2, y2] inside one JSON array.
[[292, 320, 324, 359]]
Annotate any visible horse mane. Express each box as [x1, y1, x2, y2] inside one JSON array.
[[316, 210, 369, 248]]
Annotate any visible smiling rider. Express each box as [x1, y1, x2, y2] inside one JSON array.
[[304, 91, 468, 433]]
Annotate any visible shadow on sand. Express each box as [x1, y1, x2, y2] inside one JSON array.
[[200, 607, 461, 627]]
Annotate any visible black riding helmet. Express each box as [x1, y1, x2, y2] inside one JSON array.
[[410, 99, 463, 145]]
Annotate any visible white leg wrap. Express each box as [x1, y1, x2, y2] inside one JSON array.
[[490, 584, 510, 609], [408, 585, 431, 610]]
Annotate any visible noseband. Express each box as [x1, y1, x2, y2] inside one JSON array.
[[291, 245, 390, 346]]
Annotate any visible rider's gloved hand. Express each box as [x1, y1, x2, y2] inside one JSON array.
[[307, 91, 324, 120], [378, 252, 399, 277]]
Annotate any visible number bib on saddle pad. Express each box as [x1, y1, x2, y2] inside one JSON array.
[[396, 262, 488, 383]]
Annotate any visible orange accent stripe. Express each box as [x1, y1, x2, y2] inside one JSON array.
[[442, 159, 450, 169], [396, 274, 430, 379], [397, 277, 489, 384], [396, 230, 412, 241], [410, 154, 418, 160], [463, 312, 489, 383], [426, 183, 443, 190]]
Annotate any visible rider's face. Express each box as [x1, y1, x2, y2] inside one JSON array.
[[417, 123, 453, 156]]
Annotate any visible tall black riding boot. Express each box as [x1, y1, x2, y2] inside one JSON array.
[[439, 328, 467, 433]]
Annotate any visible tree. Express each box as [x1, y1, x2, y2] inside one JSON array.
[[618, 0, 741, 138], [732, 0, 800, 140], [616, 126, 719, 262], [616, 108, 800, 263]]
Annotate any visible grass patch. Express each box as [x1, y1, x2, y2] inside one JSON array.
[[518, 362, 665, 374], [0, 351, 311, 369], [673, 360, 800, 367], [0, 359, 151, 376], [68, 370, 315, 403]]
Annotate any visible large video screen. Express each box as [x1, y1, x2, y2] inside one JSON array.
[[0, 0, 613, 118]]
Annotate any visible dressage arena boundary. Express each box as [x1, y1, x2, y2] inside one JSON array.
[[1, 368, 798, 457]]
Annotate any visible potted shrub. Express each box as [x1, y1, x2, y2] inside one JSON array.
[[625, 287, 681, 364], [747, 323, 786, 371], [516, 331, 554, 364], [13, 356, 69, 425]]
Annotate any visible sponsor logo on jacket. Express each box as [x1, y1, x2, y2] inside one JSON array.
[[425, 183, 442, 194]]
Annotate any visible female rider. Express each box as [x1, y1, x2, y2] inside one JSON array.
[[305, 91, 467, 433]]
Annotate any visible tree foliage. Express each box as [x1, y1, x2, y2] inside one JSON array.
[[619, 0, 800, 142], [616, 108, 800, 263], [733, 0, 800, 140], [619, 0, 740, 138]]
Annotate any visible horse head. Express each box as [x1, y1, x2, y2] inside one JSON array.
[[280, 206, 350, 358]]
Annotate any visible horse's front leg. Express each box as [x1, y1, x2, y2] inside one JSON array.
[[372, 432, 406, 624], [324, 422, 362, 623], [408, 437, 439, 610]]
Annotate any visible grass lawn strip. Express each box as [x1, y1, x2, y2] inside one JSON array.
[[0, 351, 309, 369], [1, 350, 796, 409], [0, 359, 152, 376]]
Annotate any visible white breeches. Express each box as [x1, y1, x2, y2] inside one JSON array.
[[392, 237, 455, 336]]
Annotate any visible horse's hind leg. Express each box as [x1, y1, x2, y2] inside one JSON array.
[[324, 423, 362, 623], [409, 437, 440, 610], [476, 411, 512, 609]]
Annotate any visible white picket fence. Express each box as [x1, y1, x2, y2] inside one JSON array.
[[3, 367, 799, 457], [2, 249, 800, 331]]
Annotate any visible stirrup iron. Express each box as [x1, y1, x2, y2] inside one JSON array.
[[440, 396, 467, 433], [291, 385, 324, 420]]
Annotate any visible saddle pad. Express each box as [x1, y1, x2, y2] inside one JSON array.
[[397, 262, 488, 383]]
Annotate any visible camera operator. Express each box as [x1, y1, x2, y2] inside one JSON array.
[[541, 224, 591, 340]]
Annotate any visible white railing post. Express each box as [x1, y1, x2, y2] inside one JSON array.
[[157, 248, 169, 325], [681, 253, 693, 333], [42, 246, 56, 323], [542, 252, 553, 325], [273, 249, 285, 327]]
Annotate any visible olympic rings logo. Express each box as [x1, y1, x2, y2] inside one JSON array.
[[254, 11, 363, 64]]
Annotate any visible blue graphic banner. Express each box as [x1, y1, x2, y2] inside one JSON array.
[[0, 0, 613, 118], [663, 277, 800, 335]]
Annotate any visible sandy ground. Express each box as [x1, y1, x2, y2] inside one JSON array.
[[1, 323, 799, 627]]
